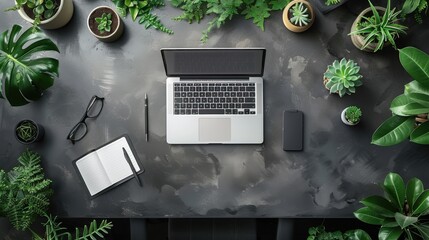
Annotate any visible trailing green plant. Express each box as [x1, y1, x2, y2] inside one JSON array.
[[325, 0, 341, 6], [111, 0, 173, 34], [6, 0, 59, 28], [171, 0, 291, 42], [354, 172, 429, 240], [32, 215, 113, 240], [372, 47, 429, 146], [0, 150, 52, 231], [349, 0, 408, 52], [324, 58, 363, 97], [401, 0, 428, 23], [307, 225, 371, 240], [0, 24, 59, 106], [289, 2, 311, 26], [345, 106, 362, 124], [16, 121, 37, 142], [96, 13, 113, 34]]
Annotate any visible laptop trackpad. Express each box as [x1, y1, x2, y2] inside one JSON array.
[[199, 118, 231, 142]]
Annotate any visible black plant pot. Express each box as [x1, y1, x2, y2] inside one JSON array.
[[15, 120, 45, 144]]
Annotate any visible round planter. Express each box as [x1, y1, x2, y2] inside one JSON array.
[[341, 108, 359, 126], [87, 6, 124, 42], [17, 0, 74, 29], [282, 0, 315, 33], [350, 6, 386, 52], [15, 120, 45, 144]]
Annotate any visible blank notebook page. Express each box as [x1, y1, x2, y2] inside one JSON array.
[[95, 137, 141, 184], [75, 152, 111, 196]]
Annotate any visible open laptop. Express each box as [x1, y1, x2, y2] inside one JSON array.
[[162, 48, 265, 144]]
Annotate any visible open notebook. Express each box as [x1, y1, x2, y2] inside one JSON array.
[[73, 135, 144, 198]]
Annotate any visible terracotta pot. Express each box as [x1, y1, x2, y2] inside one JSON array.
[[17, 0, 74, 29], [350, 6, 386, 52], [87, 6, 124, 42], [283, 0, 315, 33]]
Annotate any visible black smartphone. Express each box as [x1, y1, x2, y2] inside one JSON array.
[[283, 110, 304, 151]]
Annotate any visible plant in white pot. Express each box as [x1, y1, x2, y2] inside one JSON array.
[[283, 0, 315, 32], [87, 6, 124, 42], [341, 106, 362, 126], [6, 0, 74, 30]]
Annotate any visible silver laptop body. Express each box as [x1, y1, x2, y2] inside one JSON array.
[[162, 48, 265, 144]]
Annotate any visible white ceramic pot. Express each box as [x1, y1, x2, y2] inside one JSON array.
[[17, 0, 74, 29], [341, 108, 359, 126], [87, 6, 124, 42]]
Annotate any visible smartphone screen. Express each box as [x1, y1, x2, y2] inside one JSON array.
[[283, 110, 303, 151]]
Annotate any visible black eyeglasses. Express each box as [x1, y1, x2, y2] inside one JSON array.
[[67, 95, 104, 144]]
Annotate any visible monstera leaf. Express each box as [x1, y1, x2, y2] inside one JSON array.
[[0, 25, 59, 106]]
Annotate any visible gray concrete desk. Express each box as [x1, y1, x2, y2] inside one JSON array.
[[0, 0, 428, 218]]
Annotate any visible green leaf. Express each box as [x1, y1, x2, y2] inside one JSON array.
[[344, 229, 372, 240], [399, 47, 429, 85], [412, 190, 429, 215], [390, 94, 414, 116], [384, 173, 405, 212], [130, 7, 139, 21], [400, 103, 429, 115], [405, 80, 429, 95], [414, 223, 429, 239], [360, 196, 397, 217], [354, 207, 385, 225], [371, 115, 415, 146], [410, 121, 429, 144], [378, 227, 402, 240], [408, 93, 429, 107], [394, 212, 417, 229], [406, 178, 424, 212]]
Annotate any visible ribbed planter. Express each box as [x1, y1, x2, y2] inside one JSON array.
[[350, 6, 386, 52], [341, 108, 359, 126], [87, 6, 124, 42], [17, 0, 74, 29], [282, 0, 315, 33], [15, 120, 45, 144]]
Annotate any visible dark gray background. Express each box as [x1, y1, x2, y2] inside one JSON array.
[[0, 0, 428, 218]]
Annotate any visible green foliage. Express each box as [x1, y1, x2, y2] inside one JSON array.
[[349, 0, 408, 52], [324, 58, 363, 97], [345, 106, 362, 124], [172, 0, 291, 42], [0, 150, 52, 231], [0, 25, 59, 106], [307, 225, 371, 240], [95, 13, 113, 34], [16, 121, 37, 142], [372, 47, 429, 146], [6, 0, 59, 28], [289, 2, 311, 27], [325, 0, 341, 6], [32, 215, 113, 240], [111, 0, 173, 34], [354, 173, 429, 240], [401, 0, 428, 24]]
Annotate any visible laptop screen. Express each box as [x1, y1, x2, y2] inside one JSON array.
[[161, 48, 266, 77]]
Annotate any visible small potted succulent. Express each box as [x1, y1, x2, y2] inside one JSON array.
[[7, 0, 74, 29], [87, 6, 124, 42], [323, 58, 363, 97], [349, 0, 407, 52], [283, 0, 315, 32], [341, 106, 362, 126], [15, 120, 45, 144]]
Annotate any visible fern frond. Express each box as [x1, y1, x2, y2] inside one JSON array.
[[75, 220, 113, 240]]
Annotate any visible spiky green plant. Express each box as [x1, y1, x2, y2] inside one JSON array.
[[16, 121, 37, 142], [95, 13, 113, 34], [6, 0, 59, 28], [324, 58, 363, 97], [325, 0, 341, 6], [0, 150, 52, 231], [345, 106, 362, 124], [289, 2, 311, 26]]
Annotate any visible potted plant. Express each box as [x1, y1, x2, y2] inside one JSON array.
[[401, 0, 428, 24], [283, 0, 315, 32], [372, 47, 429, 146], [87, 6, 124, 42], [341, 106, 362, 126], [7, 0, 74, 29], [323, 58, 363, 97], [349, 0, 408, 52], [15, 120, 45, 144]]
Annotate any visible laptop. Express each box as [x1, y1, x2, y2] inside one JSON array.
[[162, 48, 266, 144]]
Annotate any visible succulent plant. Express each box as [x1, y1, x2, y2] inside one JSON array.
[[345, 106, 362, 124], [7, 0, 59, 28], [289, 2, 311, 26], [96, 13, 113, 33], [324, 58, 363, 97], [16, 121, 37, 142]]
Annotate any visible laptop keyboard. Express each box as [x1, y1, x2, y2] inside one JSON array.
[[173, 82, 256, 115]]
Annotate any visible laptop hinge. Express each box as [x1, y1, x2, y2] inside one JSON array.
[[180, 76, 250, 80]]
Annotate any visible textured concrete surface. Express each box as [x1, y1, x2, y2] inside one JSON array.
[[0, 0, 428, 218]]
